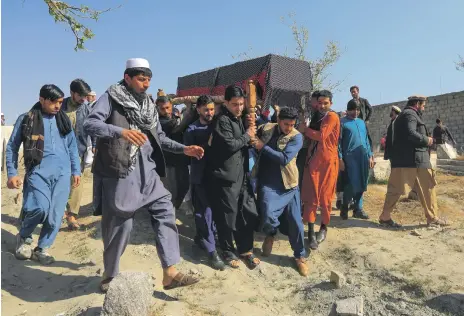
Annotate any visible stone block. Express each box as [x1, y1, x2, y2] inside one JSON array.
[[335, 296, 364, 316], [101, 272, 154, 316], [437, 144, 457, 159], [330, 270, 346, 289]]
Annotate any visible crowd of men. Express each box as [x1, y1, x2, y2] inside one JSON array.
[[5, 58, 449, 292]]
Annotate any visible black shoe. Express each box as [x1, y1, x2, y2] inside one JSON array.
[[340, 207, 349, 220], [335, 200, 342, 210], [353, 209, 369, 219], [193, 236, 206, 251], [308, 223, 318, 250], [316, 227, 327, 244], [209, 251, 226, 271]]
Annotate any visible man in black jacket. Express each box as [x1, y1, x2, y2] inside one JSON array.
[[379, 95, 447, 227], [207, 85, 260, 270], [349, 86, 373, 148], [383, 105, 401, 161], [349, 86, 372, 122], [433, 118, 456, 146], [157, 96, 197, 209]]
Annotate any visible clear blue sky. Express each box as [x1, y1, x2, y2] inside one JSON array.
[[2, 0, 463, 124]]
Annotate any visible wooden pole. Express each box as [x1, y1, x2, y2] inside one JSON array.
[[247, 80, 257, 142]]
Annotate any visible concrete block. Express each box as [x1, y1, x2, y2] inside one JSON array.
[[336, 296, 364, 316]]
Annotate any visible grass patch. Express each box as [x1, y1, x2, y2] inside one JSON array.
[[186, 302, 221, 316], [369, 177, 389, 185], [69, 242, 93, 260]]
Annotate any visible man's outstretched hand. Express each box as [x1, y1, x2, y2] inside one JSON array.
[[184, 145, 204, 160]]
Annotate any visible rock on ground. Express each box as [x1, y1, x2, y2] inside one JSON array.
[[330, 270, 346, 289], [437, 144, 457, 159], [335, 296, 364, 316], [370, 158, 391, 182], [101, 272, 153, 316]]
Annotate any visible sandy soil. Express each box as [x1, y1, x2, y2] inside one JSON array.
[[2, 170, 464, 316]]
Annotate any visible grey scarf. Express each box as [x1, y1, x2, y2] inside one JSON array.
[[107, 82, 158, 170]]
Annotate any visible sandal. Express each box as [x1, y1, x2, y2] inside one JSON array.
[[223, 251, 240, 269], [163, 272, 200, 290], [240, 253, 260, 270], [379, 219, 402, 228], [66, 214, 81, 230], [100, 277, 113, 293], [295, 257, 309, 277]]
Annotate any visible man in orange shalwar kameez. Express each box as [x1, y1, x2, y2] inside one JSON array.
[[302, 90, 340, 250]]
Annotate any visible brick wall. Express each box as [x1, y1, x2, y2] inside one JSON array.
[[368, 91, 464, 151]]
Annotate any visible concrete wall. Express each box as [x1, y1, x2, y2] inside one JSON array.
[[368, 91, 464, 151]]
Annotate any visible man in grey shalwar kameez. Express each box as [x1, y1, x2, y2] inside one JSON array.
[[84, 58, 204, 292]]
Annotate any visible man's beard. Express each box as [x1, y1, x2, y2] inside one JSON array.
[[201, 115, 213, 123], [127, 86, 147, 105]]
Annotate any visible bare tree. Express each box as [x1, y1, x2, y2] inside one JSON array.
[[38, 1, 120, 51], [281, 13, 343, 91], [456, 55, 464, 71], [232, 46, 254, 61], [231, 13, 344, 91]]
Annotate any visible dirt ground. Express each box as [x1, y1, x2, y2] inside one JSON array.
[[2, 170, 464, 316]]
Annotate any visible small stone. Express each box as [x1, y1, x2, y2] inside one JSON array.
[[330, 270, 346, 289], [96, 268, 102, 275], [385, 303, 396, 311], [410, 230, 421, 236], [189, 268, 200, 275], [336, 296, 364, 316]]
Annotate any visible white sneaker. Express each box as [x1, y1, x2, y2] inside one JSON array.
[[15, 234, 33, 260]]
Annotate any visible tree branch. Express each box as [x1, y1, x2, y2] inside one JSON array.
[[43, 0, 120, 51]]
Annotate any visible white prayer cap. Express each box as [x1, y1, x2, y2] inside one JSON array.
[[391, 105, 401, 114], [88, 91, 97, 96], [125, 58, 150, 70]]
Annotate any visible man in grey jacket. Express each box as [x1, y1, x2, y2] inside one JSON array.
[[379, 95, 447, 228], [84, 58, 204, 292]]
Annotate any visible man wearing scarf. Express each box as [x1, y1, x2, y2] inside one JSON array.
[[84, 58, 204, 292], [6, 84, 81, 265], [301, 90, 340, 250], [338, 100, 374, 220]]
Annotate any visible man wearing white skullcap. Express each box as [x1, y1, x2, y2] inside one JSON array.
[[87, 91, 97, 104], [84, 58, 204, 292], [384, 105, 401, 161]]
